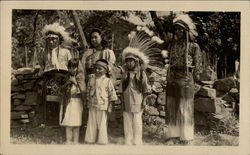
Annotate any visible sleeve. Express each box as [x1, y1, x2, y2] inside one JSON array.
[[38, 50, 45, 72], [192, 43, 202, 82], [108, 49, 116, 65], [142, 71, 151, 94], [76, 53, 87, 93], [102, 49, 116, 65], [67, 49, 72, 61], [108, 79, 118, 102], [51, 48, 59, 70]]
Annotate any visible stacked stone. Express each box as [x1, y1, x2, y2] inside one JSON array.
[[194, 71, 239, 131], [142, 66, 239, 134], [143, 66, 167, 130], [10, 65, 239, 134], [11, 67, 41, 127]]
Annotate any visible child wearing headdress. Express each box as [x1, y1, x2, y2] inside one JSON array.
[[59, 58, 83, 144], [84, 59, 118, 144], [120, 29, 164, 145], [121, 51, 151, 145]]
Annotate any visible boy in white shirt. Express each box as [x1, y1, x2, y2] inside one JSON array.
[[84, 59, 118, 144]]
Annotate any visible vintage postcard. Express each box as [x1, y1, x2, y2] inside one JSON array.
[[1, 1, 250, 155]]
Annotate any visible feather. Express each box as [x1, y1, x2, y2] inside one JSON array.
[[123, 27, 165, 68], [42, 22, 76, 45], [161, 50, 168, 58], [151, 36, 164, 44], [173, 14, 197, 40]]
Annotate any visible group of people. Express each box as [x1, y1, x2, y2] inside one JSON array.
[[40, 13, 202, 145]]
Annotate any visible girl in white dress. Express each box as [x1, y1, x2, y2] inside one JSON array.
[[59, 58, 83, 144]]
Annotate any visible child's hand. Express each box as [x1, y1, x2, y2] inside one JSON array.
[[108, 102, 114, 113], [108, 106, 112, 113], [69, 76, 77, 85]]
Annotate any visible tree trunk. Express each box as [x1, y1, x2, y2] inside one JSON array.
[[71, 10, 89, 53], [111, 33, 114, 51], [32, 10, 40, 46], [25, 46, 28, 67], [225, 56, 227, 78], [214, 54, 217, 75], [33, 47, 38, 67], [149, 11, 166, 38]]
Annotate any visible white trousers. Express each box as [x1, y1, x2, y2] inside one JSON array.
[[85, 108, 108, 144], [123, 111, 143, 145]]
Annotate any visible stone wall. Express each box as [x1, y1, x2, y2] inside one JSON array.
[[11, 66, 239, 135], [11, 67, 42, 127], [143, 66, 239, 134]]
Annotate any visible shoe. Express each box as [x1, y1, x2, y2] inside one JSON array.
[[180, 140, 189, 145]]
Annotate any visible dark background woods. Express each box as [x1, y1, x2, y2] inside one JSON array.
[[11, 10, 240, 78]]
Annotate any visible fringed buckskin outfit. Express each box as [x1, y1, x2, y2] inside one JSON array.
[[166, 41, 201, 141], [166, 14, 202, 141], [41, 22, 74, 72]]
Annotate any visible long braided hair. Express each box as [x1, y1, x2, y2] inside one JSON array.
[[60, 58, 79, 123]]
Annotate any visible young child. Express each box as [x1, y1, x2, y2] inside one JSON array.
[[120, 53, 151, 145], [84, 59, 118, 144], [59, 58, 83, 144]]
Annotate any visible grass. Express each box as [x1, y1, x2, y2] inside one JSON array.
[[10, 123, 239, 146]]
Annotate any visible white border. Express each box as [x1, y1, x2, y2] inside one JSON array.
[[1, 1, 250, 155]]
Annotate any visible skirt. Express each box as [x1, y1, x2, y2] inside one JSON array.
[[59, 98, 83, 127], [166, 95, 194, 141]]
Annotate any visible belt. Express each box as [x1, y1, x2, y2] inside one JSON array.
[[71, 94, 82, 98]]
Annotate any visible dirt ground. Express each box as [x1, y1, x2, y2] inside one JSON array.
[[10, 124, 238, 146]]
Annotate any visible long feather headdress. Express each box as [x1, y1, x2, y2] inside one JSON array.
[[122, 27, 165, 68], [42, 22, 76, 45], [173, 14, 197, 41]]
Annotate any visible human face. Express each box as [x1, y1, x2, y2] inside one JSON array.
[[174, 25, 185, 40], [46, 35, 59, 49], [68, 67, 77, 76], [94, 64, 107, 77], [91, 32, 102, 48], [125, 58, 137, 71]]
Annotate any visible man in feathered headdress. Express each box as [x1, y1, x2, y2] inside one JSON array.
[[40, 22, 75, 72], [120, 29, 164, 145], [164, 13, 202, 145]]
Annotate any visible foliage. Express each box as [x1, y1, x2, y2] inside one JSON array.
[[12, 10, 240, 77], [210, 113, 239, 136], [152, 11, 240, 78], [11, 10, 148, 69], [188, 12, 240, 78]]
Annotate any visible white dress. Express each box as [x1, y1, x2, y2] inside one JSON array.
[[59, 84, 83, 127]]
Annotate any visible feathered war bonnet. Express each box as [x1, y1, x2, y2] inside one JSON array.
[[122, 26, 165, 70], [42, 22, 76, 46], [173, 14, 198, 41]]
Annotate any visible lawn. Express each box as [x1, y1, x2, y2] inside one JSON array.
[[10, 124, 238, 146]]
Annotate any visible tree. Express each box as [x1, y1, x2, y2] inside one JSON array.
[[188, 12, 240, 78], [12, 10, 148, 69], [148, 11, 240, 79]]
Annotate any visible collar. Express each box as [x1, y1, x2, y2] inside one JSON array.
[[96, 74, 106, 79]]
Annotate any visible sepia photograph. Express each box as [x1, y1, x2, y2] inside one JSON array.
[[1, 1, 250, 155]]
